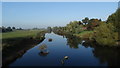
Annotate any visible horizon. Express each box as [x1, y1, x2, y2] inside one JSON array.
[[2, 2, 118, 29]]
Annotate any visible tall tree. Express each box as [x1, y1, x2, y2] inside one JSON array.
[[107, 8, 120, 33], [82, 17, 89, 25]]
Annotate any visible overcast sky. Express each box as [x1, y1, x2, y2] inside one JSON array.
[[2, 2, 118, 29]]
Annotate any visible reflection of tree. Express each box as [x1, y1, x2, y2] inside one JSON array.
[[81, 40, 120, 66], [66, 35, 82, 49], [92, 46, 120, 66], [55, 31, 120, 66], [82, 40, 96, 48]]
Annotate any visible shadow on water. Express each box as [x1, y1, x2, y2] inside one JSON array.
[[82, 40, 120, 66], [2, 37, 45, 67], [92, 46, 120, 66]]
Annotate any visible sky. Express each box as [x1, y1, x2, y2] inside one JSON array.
[[1, 0, 120, 2], [2, 2, 118, 29]]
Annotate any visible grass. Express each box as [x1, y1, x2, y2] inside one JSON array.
[[74, 31, 93, 39], [2, 29, 47, 66], [2, 29, 46, 49], [1, 30, 43, 39]]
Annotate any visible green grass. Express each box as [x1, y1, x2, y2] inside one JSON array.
[[78, 31, 93, 35], [1, 30, 43, 39], [74, 31, 93, 38]]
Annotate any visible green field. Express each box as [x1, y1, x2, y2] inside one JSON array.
[[1, 30, 43, 39], [1, 29, 47, 49]]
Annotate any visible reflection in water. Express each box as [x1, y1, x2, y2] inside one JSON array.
[[82, 40, 120, 66], [2, 38, 44, 67], [65, 35, 82, 49], [56, 32, 120, 66], [3, 33, 120, 67], [38, 44, 47, 50], [92, 46, 120, 66], [38, 44, 49, 57], [60, 56, 69, 66]]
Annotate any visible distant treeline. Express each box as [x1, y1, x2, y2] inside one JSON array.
[[0, 26, 23, 33]]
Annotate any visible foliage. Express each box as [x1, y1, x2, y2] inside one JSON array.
[[107, 8, 120, 33], [52, 8, 120, 47], [47, 27, 52, 33], [66, 21, 84, 34], [12, 27, 16, 29], [94, 22, 118, 46], [1, 26, 23, 33], [74, 31, 93, 39], [93, 8, 120, 46], [82, 17, 89, 25], [87, 19, 101, 30]]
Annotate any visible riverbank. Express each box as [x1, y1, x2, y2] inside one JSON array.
[[53, 29, 120, 47], [2, 30, 47, 67], [2, 30, 46, 48], [2, 30, 45, 39]]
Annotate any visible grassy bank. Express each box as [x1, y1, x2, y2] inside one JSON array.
[[2, 30, 42, 39], [2, 30, 47, 66], [74, 31, 93, 39], [2, 30, 46, 48]]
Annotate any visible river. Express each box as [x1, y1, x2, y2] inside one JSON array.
[[6, 32, 120, 66]]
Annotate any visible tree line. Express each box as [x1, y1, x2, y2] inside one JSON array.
[[0, 26, 23, 33], [52, 8, 120, 46]]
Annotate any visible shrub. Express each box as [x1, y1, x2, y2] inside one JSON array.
[[94, 22, 117, 46]]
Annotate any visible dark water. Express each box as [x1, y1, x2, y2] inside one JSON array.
[[9, 32, 120, 66]]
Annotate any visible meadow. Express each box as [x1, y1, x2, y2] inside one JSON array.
[[1, 29, 47, 49], [1, 30, 43, 39]]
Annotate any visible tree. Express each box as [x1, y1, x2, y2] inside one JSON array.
[[107, 8, 120, 33], [87, 19, 101, 30], [6, 26, 12, 32], [94, 22, 118, 46], [78, 21, 82, 25], [12, 27, 16, 29], [17, 27, 23, 30], [47, 27, 52, 33], [66, 21, 82, 34], [82, 17, 89, 25]]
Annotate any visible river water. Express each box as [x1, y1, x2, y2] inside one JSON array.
[[9, 32, 120, 66]]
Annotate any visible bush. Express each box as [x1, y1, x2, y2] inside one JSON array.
[[94, 22, 117, 46]]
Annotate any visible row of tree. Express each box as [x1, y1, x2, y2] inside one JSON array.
[[52, 8, 120, 46], [0, 26, 23, 33], [52, 18, 102, 34]]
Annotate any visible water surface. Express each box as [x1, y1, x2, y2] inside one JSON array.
[[9, 32, 120, 66]]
